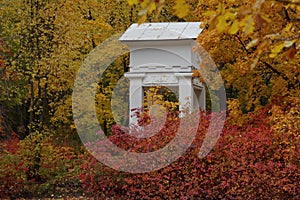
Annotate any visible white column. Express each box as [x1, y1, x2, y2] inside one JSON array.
[[175, 73, 194, 115], [124, 73, 145, 126], [199, 86, 206, 111]]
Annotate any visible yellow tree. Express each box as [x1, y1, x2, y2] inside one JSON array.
[[194, 0, 300, 114], [128, 0, 299, 115], [1, 0, 132, 136], [1, 0, 119, 181], [0, 39, 21, 137]]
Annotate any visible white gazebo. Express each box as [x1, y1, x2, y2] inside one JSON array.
[[119, 22, 205, 125]]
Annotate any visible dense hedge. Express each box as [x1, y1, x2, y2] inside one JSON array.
[[79, 110, 299, 199]]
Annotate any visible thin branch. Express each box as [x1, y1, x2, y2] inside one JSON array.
[[283, 7, 291, 22], [235, 35, 249, 53], [274, 0, 300, 6], [264, 34, 300, 41], [262, 61, 295, 89]]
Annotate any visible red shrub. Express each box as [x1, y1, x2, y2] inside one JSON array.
[[79, 110, 300, 199]]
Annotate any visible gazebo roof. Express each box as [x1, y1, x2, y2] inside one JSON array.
[[119, 22, 203, 42]]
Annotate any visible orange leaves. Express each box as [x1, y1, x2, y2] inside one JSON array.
[[192, 69, 200, 77], [285, 46, 296, 59], [253, 12, 270, 28], [226, 98, 246, 126], [269, 95, 300, 155]]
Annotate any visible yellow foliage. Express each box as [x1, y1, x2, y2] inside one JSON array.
[[173, 0, 190, 18], [194, 0, 300, 114], [146, 2, 157, 15], [127, 0, 138, 6], [241, 15, 255, 35], [229, 21, 239, 34], [227, 98, 247, 126], [269, 95, 300, 159], [143, 86, 179, 112]]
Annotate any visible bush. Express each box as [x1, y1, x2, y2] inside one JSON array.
[[0, 136, 26, 198], [0, 132, 85, 198], [79, 110, 300, 199]]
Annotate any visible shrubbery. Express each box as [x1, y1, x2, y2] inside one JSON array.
[[79, 109, 299, 199], [0, 136, 25, 198], [0, 106, 299, 199], [0, 133, 84, 198]]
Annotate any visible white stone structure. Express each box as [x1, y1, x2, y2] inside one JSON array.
[[119, 22, 205, 125]]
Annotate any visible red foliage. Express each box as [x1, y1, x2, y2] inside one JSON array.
[[109, 112, 180, 153], [79, 110, 300, 199], [0, 137, 26, 198]]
